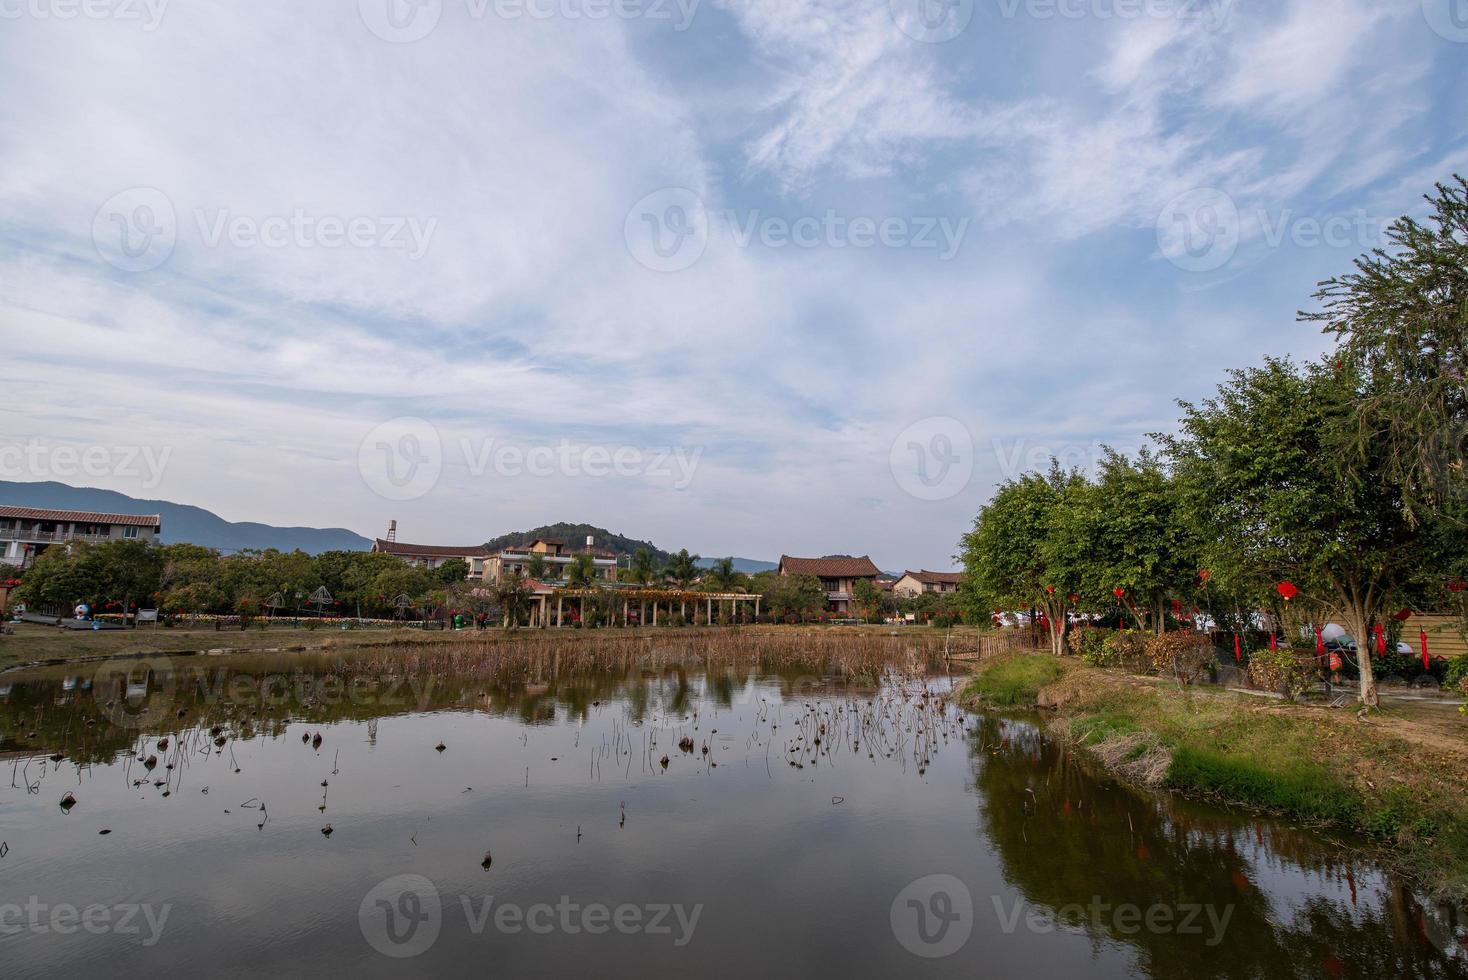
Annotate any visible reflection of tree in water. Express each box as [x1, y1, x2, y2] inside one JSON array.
[[968, 715, 1467, 979], [0, 650, 894, 766]]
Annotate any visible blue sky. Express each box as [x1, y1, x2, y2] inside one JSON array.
[[1, 0, 1465, 570]]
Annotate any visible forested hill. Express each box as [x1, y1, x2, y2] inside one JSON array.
[[481, 524, 670, 562]]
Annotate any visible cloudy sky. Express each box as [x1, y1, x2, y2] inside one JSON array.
[[1, 0, 1464, 570]]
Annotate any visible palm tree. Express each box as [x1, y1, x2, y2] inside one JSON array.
[[629, 547, 656, 586], [664, 549, 700, 588], [566, 553, 594, 588], [708, 557, 738, 592]]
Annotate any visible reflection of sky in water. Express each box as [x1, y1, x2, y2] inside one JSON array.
[[0, 664, 1462, 979]]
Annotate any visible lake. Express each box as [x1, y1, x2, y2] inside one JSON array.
[[0, 637, 1464, 978]]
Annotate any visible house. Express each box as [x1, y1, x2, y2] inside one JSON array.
[[893, 570, 965, 597], [0, 506, 162, 569], [371, 539, 493, 580], [777, 555, 882, 614], [488, 538, 619, 584]]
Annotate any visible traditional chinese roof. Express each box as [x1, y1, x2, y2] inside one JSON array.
[[0, 505, 160, 529], [902, 569, 965, 585], [372, 539, 492, 558], [778, 555, 882, 578]]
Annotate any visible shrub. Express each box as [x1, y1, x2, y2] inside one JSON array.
[[1445, 654, 1468, 690], [1102, 630, 1150, 673], [1069, 625, 1114, 666], [1145, 631, 1214, 684], [1246, 647, 1316, 701]]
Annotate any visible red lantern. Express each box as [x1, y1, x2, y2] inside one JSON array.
[[1447, 579, 1466, 594], [1268, 633, 1277, 652], [1392, 608, 1412, 621], [1171, 599, 1182, 615], [1315, 626, 1325, 657], [1067, 593, 1079, 604], [1113, 587, 1126, 599], [1420, 631, 1430, 672], [1045, 585, 1055, 594], [1276, 581, 1298, 601], [1373, 624, 1385, 657], [1233, 634, 1241, 663], [1198, 569, 1211, 583], [1329, 652, 1342, 672]]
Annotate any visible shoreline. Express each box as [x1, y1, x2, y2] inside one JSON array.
[[958, 651, 1468, 905]]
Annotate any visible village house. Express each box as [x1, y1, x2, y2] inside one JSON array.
[[892, 569, 965, 597], [488, 538, 619, 584], [0, 505, 162, 569], [370, 538, 493, 580], [777, 555, 882, 614]]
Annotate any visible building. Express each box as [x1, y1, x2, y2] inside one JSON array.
[[370, 539, 493, 580], [777, 555, 882, 614], [488, 538, 619, 584], [893, 570, 965, 597], [0, 506, 162, 569]]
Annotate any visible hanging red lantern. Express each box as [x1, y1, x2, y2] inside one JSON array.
[[1113, 587, 1126, 599], [1118, 616, 1125, 631], [1392, 608, 1412, 621], [1045, 585, 1055, 594], [1276, 581, 1298, 601], [1447, 579, 1466, 594], [1373, 623, 1386, 657], [1315, 626, 1325, 657], [1198, 569, 1211, 583], [1329, 652, 1342, 672], [1268, 633, 1277, 652], [1171, 599, 1183, 615], [1420, 630, 1430, 672], [1067, 593, 1079, 604], [1233, 633, 1241, 663]]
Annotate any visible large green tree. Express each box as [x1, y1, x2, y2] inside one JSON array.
[[960, 464, 1089, 656], [1164, 358, 1457, 708]]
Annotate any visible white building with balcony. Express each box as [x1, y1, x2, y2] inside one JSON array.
[[0, 506, 163, 568]]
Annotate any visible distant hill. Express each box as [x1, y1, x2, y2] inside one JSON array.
[[482, 523, 670, 562], [0, 481, 371, 554], [481, 524, 777, 574], [696, 556, 778, 574]]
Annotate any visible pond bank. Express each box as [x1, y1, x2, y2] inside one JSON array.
[[960, 652, 1468, 904]]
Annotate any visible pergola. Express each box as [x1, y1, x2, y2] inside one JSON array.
[[520, 587, 760, 628]]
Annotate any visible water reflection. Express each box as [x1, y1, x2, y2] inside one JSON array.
[[0, 650, 1462, 979]]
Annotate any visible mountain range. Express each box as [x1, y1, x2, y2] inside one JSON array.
[[0, 482, 781, 570]]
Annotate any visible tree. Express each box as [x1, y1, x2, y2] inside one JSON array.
[[628, 547, 656, 586], [495, 570, 533, 628], [1164, 357, 1458, 709], [526, 553, 547, 581], [1301, 176, 1468, 527], [566, 553, 594, 588], [664, 549, 700, 588], [960, 464, 1088, 656], [435, 558, 470, 583], [704, 557, 743, 593], [1084, 449, 1200, 633], [852, 578, 883, 622], [760, 573, 826, 622]]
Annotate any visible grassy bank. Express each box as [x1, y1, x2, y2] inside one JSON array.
[[962, 652, 1468, 901]]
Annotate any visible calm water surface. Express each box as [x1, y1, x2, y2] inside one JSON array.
[[0, 649, 1463, 979]]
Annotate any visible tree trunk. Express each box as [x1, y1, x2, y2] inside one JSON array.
[[1346, 606, 1379, 709]]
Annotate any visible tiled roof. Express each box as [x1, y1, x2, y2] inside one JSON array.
[[372, 539, 491, 558], [904, 569, 965, 585], [778, 555, 882, 578], [0, 505, 160, 528]]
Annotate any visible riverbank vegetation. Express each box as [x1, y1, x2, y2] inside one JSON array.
[[959, 176, 1468, 711], [963, 652, 1468, 901]]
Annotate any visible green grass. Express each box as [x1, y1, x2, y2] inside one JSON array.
[[965, 654, 1064, 707], [1166, 745, 1361, 823]]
